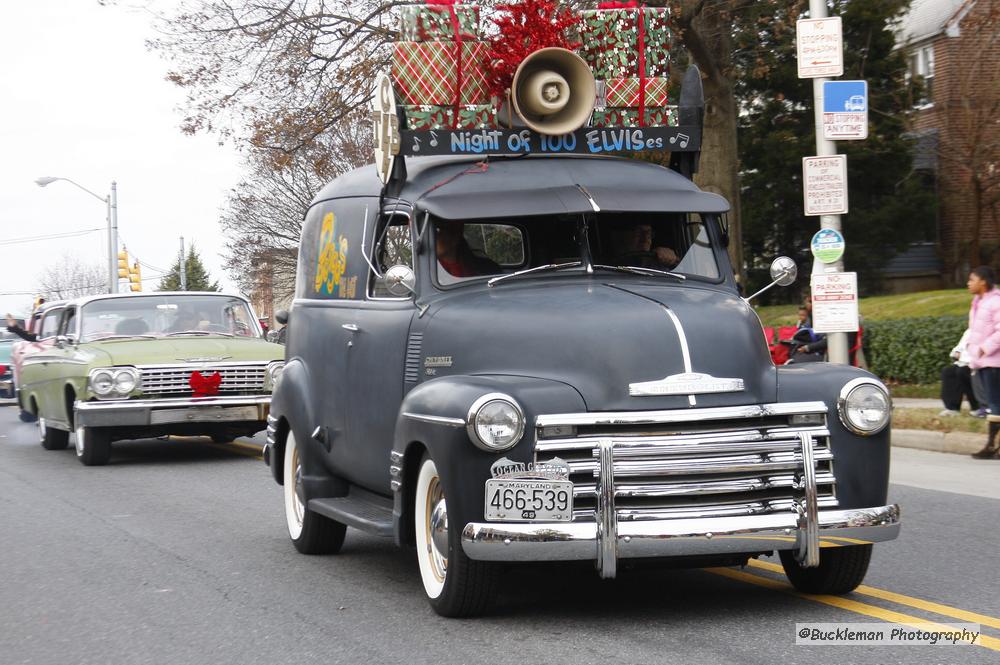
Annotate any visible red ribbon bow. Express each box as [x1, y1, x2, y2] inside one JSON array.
[[189, 371, 222, 397]]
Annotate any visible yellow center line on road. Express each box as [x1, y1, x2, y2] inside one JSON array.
[[747, 559, 1000, 631], [705, 567, 1000, 652]]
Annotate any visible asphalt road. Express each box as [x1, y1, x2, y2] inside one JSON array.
[[2, 404, 999, 665]]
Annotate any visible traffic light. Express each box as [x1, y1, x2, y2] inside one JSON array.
[[128, 261, 142, 292], [117, 250, 129, 278]]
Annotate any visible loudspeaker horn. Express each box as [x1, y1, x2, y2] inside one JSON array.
[[504, 47, 596, 136]]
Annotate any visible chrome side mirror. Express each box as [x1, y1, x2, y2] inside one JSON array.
[[745, 256, 797, 302], [384, 264, 416, 297], [55, 335, 69, 348]]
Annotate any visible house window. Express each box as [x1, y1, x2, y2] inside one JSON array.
[[908, 45, 934, 107]]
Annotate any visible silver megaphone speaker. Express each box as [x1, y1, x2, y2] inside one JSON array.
[[503, 47, 596, 135]]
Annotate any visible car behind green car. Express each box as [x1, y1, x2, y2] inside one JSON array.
[[18, 292, 284, 466]]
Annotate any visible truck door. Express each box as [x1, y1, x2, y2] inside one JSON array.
[[342, 213, 416, 492]]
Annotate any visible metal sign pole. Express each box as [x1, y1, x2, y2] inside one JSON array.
[[808, 0, 848, 365]]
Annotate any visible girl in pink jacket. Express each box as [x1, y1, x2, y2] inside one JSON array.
[[967, 265, 1000, 458]]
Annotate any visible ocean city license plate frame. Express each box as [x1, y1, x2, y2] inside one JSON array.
[[484, 478, 574, 522]]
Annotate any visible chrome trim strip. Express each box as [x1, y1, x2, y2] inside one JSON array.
[[402, 412, 465, 427], [797, 432, 820, 567], [660, 307, 696, 406], [567, 449, 833, 478], [535, 401, 828, 429], [389, 450, 404, 464], [461, 504, 901, 562], [135, 361, 273, 370], [596, 439, 617, 579], [75, 395, 271, 411]]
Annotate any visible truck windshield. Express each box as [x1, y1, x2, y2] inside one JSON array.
[[432, 212, 720, 287], [80, 295, 261, 341]]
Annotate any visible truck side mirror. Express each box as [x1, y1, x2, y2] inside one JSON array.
[[275, 310, 289, 325], [745, 256, 797, 302], [384, 264, 416, 297]]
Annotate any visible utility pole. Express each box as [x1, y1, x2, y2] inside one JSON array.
[[179, 236, 187, 290], [806, 0, 848, 365], [109, 181, 119, 294]]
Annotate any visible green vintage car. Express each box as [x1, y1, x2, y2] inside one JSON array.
[[18, 292, 285, 466]]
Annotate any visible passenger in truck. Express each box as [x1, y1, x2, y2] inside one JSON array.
[[435, 220, 499, 279]]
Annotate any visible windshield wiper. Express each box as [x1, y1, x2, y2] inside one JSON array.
[[487, 261, 583, 287], [90, 334, 158, 341], [592, 264, 687, 280], [165, 330, 235, 337]]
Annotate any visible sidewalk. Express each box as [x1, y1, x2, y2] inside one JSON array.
[[891, 397, 985, 455]]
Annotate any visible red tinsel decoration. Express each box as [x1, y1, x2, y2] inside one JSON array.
[[486, 0, 581, 99]]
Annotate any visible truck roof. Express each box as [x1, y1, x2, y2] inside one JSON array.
[[314, 155, 729, 220]]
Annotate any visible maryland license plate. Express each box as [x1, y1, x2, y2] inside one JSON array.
[[484, 479, 573, 522]]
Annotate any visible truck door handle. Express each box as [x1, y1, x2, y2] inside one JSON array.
[[342, 324, 359, 333]]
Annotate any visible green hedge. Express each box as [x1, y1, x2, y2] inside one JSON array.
[[863, 316, 967, 384]]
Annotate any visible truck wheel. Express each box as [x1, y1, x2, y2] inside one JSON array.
[[414, 455, 499, 617], [283, 430, 345, 554], [75, 425, 111, 466], [39, 417, 69, 450], [779, 544, 872, 594]]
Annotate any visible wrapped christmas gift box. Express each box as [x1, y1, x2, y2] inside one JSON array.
[[592, 106, 677, 128], [579, 5, 671, 79], [392, 41, 490, 105], [403, 104, 496, 130], [399, 4, 481, 42], [604, 77, 670, 107]]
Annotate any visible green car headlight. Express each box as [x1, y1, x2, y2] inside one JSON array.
[[265, 361, 285, 390], [89, 367, 139, 398], [90, 369, 115, 396]]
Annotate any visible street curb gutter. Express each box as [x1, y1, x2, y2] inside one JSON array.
[[891, 428, 984, 455]]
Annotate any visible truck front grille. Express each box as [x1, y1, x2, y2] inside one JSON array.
[[534, 402, 836, 522], [137, 362, 269, 396]]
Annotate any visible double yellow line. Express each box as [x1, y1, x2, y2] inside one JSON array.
[[706, 559, 1000, 652]]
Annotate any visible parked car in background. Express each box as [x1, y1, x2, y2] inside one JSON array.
[[0, 333, 16, 401], [17, 292, 284, 466]]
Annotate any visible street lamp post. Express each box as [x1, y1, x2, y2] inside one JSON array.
[[35, 176, 119, 294]]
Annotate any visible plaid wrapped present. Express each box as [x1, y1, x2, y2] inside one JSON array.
[[392, 41, 489, 105], [400, 4, 480, 42], [605, 77, 670, 107], [579, 7, 671, 79], [592, 106, 677, 128], [403, 104, 496, 130]]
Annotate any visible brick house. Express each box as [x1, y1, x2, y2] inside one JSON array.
[[896, 0, 1000, 285]]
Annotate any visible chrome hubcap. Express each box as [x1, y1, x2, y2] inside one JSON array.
[[425, 477, 448, 582], [291, 447, 304, 525]]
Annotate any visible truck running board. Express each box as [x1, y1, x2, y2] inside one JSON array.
[[308, 493, 394, 537]]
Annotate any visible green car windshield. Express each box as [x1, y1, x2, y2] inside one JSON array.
[[80, 295, 261, 341]]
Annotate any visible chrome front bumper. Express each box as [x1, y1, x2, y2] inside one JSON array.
[[462, 504, 900, 575], [75, 395, 271, 428]]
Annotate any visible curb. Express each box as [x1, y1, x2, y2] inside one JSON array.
[[891, 428, 985, 455]]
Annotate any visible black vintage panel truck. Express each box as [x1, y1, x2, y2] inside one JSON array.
[[262, 66, 899, 617]]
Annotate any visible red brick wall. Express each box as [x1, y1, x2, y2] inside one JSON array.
[[909, 0, 1000, 283]]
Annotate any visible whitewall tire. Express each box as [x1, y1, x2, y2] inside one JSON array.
[[283, 430, 345, 554], [414, 454, 499, 617]]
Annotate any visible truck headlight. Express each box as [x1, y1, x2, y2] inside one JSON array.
[[89, 367, 139, 398], [837, 378, 890, 436], [265, 361, 285, 390], [467, 393, 524, 452]]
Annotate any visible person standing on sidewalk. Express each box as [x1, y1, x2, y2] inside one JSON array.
[[967, 266, 1000, 458], [939, 329, 981, 416]]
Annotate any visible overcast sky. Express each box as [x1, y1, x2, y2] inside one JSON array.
[[0, 0, 246, 316]]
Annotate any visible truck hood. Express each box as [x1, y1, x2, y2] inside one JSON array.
[[421, 280, 777, 411], [87, 335, 284, 367]]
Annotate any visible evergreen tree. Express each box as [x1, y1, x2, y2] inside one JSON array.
[[736, 0, 937, 301], [157, 245, 221, 292]]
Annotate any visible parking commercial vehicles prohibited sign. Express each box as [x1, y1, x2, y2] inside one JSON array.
[[811, 272, 859, 333], [803, 155, 848, 216], [796, 18, 844, 78]]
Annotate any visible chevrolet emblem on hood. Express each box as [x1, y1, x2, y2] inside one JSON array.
[[177, 355, 232, 363], [629, 372, 745, 397]]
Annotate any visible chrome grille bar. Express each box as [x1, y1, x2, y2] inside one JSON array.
[[137, 362, 269, 395]]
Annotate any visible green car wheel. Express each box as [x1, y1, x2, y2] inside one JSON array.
[[38, 417, 69, 451], [75, 425, 111, 466]]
